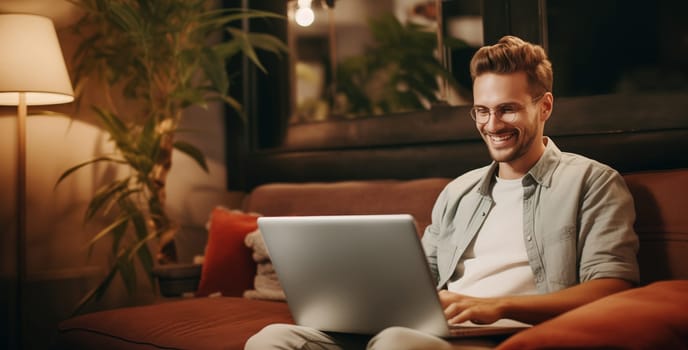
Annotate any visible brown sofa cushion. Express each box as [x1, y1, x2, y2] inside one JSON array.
[[496, 280, 688, 350], [55, 297, 293, 350], [243, 178, 451, 236]]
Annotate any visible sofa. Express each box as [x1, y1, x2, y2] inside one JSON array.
[[53, 168, 688, 349]]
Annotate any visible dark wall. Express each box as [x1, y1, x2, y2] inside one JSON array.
[[238, 92, 688, 188]]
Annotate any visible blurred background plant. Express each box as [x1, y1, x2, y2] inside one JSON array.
[[332, 13, 466, 117]]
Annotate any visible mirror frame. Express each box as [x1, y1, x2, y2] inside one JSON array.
[[224, 0, 688, 190]]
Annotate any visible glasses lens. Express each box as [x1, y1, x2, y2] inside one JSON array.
[[471, 108, 489, 123]]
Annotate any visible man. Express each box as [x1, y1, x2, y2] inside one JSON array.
[[245, 35, 639, 350]]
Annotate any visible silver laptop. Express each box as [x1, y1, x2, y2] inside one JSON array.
[[258, 214, 530, 338]]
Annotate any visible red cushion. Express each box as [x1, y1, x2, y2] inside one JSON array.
[[497, 281, 688, 350], [195, 207, 259, 297]]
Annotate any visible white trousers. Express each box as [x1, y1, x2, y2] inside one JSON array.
[[244, 324, 500, 350]]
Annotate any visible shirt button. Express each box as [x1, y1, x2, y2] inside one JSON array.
[[527, 235, 532, 241]]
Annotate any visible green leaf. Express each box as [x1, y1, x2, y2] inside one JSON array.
[[127, 229, 157, 276], [85, 178, 131, 221], [175, 88, 208, 109], [173, 140, 209, 173], [87, 214, 130, 248], [200, 46, 229, 94], [213, 40, 242, 59], [200, 8, 285, 29], [226, 27, 266, 73], [55, 156, 126, 189], [69, 263, 119, 317], [136, 118, 161, 172], [219, 94, 243, 118], [125, 199, 150, 242], [103, 188, 142, 217], [109, 2, 143, 33], [117, 253, 137, 295], [245, 32, 289, 57], [110, 217, 129, 256], [125, 203, 156, 286], [93, 107, 136, 154]]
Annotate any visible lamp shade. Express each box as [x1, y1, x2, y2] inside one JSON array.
[[0, 13, 74, 106]]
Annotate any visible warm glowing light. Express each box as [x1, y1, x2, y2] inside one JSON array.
[[295, 7, 315, 27], [297, 0, 312, 8]]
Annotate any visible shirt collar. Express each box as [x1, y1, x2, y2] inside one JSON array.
[[526, 137, 561, 188]]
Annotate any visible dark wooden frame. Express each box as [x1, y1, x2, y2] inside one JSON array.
[[225, 0, 688, 190]]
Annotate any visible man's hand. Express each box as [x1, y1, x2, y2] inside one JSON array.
[[439, 290, 505, 325], [438, 278, 633, 325]]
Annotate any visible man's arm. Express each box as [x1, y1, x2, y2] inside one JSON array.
[[440, 278, 633, 325]]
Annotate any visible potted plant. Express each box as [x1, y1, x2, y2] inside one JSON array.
[[57, 0, 287, 314]]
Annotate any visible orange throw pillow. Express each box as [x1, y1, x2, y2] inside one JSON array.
[[195, 207, 259, 297], [497, 281, 688, 350]]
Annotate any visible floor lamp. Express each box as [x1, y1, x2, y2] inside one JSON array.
[[0, 14, 74, 349]]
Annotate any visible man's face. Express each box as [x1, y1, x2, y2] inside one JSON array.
[[472, 72, 548, 172]]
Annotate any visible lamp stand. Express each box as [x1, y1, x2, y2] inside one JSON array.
[[16, 91, 27, 349], [0, 14, 75, 348]]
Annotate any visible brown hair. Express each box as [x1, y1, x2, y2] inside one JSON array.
[[470, 36, 553, 97]]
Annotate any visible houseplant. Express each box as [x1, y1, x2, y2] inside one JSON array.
[[57, 0, 287, 314], [333, 13, 467, 117]]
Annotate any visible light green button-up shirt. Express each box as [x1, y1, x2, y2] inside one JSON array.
[[421, 138, 640, 294]]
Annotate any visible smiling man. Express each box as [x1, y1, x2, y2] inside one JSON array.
[[424, 35, 640, 337], [245, 36, 640, 350]]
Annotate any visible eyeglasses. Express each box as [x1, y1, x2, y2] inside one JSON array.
[[470, 94, 545, 124]]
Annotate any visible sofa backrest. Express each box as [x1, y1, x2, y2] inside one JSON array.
[[623, 168, 688, 284], [243, 169, 688, 284], [242, 178, 451, 236]]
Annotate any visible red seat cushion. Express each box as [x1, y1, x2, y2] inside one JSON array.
[[55, 297, 293, 350]]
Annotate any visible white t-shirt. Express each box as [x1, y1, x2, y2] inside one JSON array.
[[447, 176, 538, 297]]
